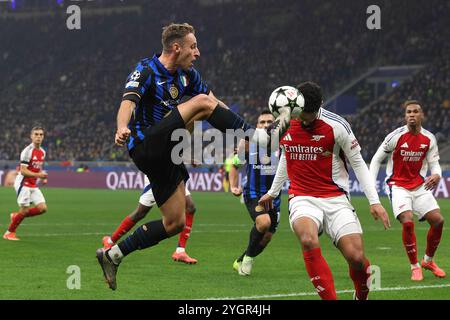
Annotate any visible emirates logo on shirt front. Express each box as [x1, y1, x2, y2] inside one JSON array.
[[283, 143, 325, 161], [400, 150, 424, 161], [32, 161, 44, 169]]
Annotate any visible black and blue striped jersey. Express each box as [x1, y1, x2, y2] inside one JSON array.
[[234, 143, 280, 199], [122, 54, 210, 151]]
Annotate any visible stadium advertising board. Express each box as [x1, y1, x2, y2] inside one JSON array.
[[1, 169, 450, 198]]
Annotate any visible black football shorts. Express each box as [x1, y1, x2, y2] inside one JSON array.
[[130, 107, 189, 207]]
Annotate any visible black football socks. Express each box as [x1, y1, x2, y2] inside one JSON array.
[[207, 104, 253, 133], [245, 225, 266, 258], [117, 220, 169, 257]]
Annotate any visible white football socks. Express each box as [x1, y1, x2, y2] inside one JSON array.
[[411, 262, 420, 269], [176, 247, 185, 254], [108, 245, 123, 265]]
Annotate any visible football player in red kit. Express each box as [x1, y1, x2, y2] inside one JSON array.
[[4, 126, 48, 241], [370, 101, 445, 281], [259, 82, 390, 300]]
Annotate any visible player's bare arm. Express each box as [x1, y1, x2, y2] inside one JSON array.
[[258, 147, 287, 212], [346, 149, 391, 229], [229, 163, 242, 196], [20, 165, 47, 179], [115, 100, 135, 146], [369, 203, 391, 229], [425, 158, 442, 191]]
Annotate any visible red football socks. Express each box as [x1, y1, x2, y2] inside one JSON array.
[[26, 207, 43, 217], [111, 216, 136, 243], [402, 221, 418, 265], [8, 213, 25, 232], [349, 259, 370, 300], [426, 223, 443, 258], [303, 247, 337, 300], [178, 211, 195, 248]]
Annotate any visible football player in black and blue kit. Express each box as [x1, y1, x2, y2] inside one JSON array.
[[96, 23, 265, 290], [229, 111, 281, 276]]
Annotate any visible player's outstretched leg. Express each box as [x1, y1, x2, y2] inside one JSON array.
[[97, 218, 173, 290], [421, 209, 446, 278], [178, 94, 271, 146], [172, 196, 197, 264], [96, 183, 186, 290]]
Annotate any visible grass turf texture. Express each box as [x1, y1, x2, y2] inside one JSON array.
[[0, 188, 449, 300]]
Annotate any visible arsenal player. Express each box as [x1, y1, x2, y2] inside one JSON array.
[[259, 81, 390, 300], [370, 101, 445, 281], [3, 126, 48, 241]]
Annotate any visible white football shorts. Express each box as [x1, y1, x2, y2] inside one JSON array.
[[14, 181, 46, 207], [387, 184, 439, 220], [288, 194, 363, 245], [139, 184, 191, 207]]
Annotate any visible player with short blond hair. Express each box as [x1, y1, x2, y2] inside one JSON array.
[[370, 101, 445, 281], [3, 126, 48, 241], [96, 22, 264, 290]]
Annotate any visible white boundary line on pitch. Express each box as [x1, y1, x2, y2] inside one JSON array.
[[205, 284, 450, 300]]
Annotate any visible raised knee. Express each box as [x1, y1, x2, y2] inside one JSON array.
[[39, 205, 47, 213], [194, 94, 216, 111]]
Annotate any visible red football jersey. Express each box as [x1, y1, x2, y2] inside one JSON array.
[[281, 108, 361, 198], [15, 143, 46, 188], [379, 126, 439, 190]]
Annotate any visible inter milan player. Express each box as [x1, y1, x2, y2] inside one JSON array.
[[259, 82, 390, 300], [370, 101, 445, 281], [229, 111, 281, 276], [102, 175, 198, 264], [3, 126, 48, 241], [96, 23, 269, 290]]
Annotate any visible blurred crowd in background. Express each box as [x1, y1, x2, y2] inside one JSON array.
[[0, 0, 448, 163]]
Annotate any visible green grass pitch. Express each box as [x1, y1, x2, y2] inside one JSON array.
[[0, 187, 449, 300]]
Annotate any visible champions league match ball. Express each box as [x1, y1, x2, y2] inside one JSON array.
[[268, 86, 305, 118]]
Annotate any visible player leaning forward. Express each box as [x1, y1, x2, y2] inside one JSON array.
[[370, 100, 445, 281], [96, 23, 267, 290], [259, 82, 390, 300]]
